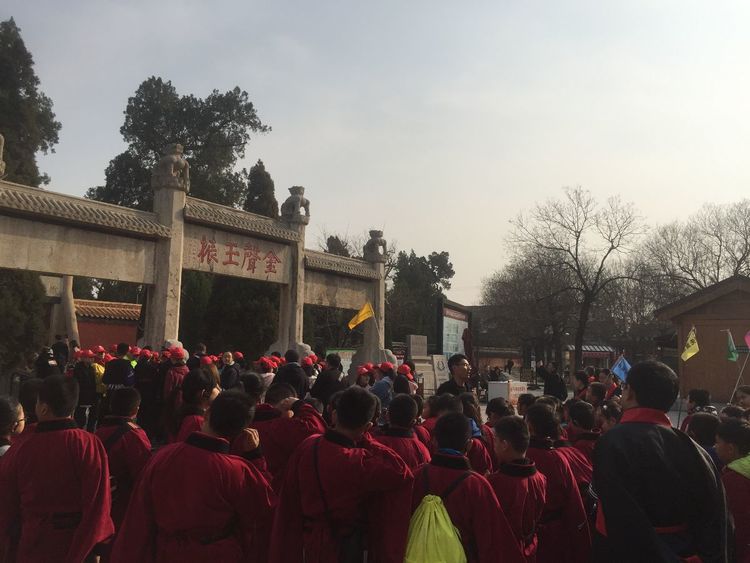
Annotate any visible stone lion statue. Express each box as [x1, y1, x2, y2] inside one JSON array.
[[280, 186, 310, 223], [363, 230, 387, 263], [151, 143, 190, 191]]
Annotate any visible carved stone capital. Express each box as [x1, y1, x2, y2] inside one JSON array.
[[363, 229, 387, 263], [280, 186, 310, 225], [151, 143, 190, 192]]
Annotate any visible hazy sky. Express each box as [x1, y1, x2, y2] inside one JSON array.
[[5, 1, 750, 304]]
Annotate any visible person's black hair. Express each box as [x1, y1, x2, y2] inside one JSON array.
[[717, 418, 750, 457], [38, 374, 79, 418], [195, 343, 207, 353], [303, 397, 324, 414], [117, 342, 130, 356], [737, 385, 750, 396], [55, 334, 62, 341], [388, 394, 418, 428], [459, 392, 483, 427], [569, 401, 595, 430], [284, 349, 300, 363], [325, 353, 342, 371], [432, 393, 463, 417], [494, 416, 530, 454], [688, 389, 711, 407], [584, 366, 596, 377], [239, 371, 264, 402], [208, 390, 255, 439], [536, 395, 561, 416], [413, 393, 424, 416], [110, 387, 141, 417], [69, 340, 79, 349], [434, 412, 471, 452], [600, 400, 622, 423], [405, 360, 416, 373], [335, 386, 377, 430], [517, 393, 536, 409], [688, 412, 720, 447], [598, 368, 611, 377], [393, 374, 411, 394], [182, 369, 216, 406], [487, 397, 515, 418], [626, 360, 679, 412], [266, 383, 297, 406], [0, 396, 20, 436], [721, 405, 746, 420], [447, 354, 469, 373], [589, 382, 607, 403], [574, 371, 589, 388], [19, 378, 43, 424], [526, 403, 560, 439], [271, 351, 282, 358]]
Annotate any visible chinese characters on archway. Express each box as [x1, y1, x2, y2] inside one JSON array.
[[197, 236, 282, 274]]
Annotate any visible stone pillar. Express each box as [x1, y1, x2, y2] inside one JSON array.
[[61, 275, 80, 345], [270, 186, 311, 356], [143, 144, 189, 347]]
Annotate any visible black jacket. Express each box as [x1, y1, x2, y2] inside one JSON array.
[[220, 362, 241, 390], [73, 362, 98, 405], [310, 368, 345, 406], [274, 363, 309, 398]]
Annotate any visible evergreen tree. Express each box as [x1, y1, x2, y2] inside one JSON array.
[[243, 159, 278, 217], [0, 269, 46, 373], [0, 18, 61, 186]]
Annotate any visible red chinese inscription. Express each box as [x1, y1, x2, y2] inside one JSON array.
[[264, 251, 282, 274], [242, 244, 262, 273], [222, 242, 240, 266], [197, 236, 218, 265]]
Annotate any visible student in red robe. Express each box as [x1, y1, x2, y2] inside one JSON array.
[[110, 390, 276, 563], [412, 394, 432, 447], [0, 375, 114, 563], [715, 418, 750, 562], [488, 415, 547, 563], [269, 386, 414, 563], [250, 383, 327, 484], [526, 403, 591, 563], [411, 412, 525, 563], [95, 387, 152, 529], [168, 368, 219, 442], [567, 401, 600, 464], [484, 397, 516, 467], [593, 361, 728, 563], [373, 393, 431, 469]]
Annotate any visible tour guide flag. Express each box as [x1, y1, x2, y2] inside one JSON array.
[[348, 302, 374, 330], [728, 330, 739, 362], [611, 355, 631, 381], [681, 326, 700, 362]]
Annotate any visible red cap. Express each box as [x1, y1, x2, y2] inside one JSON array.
[[162, 350, 171, 359], [139, 349, 152, 359], [309, 354, 318, 363], [210, 355, 219, 363], [130, 346, 141, 357], [83, 349, 96, 359], [168, 347, 186, 360], [73, 350, 83, 360], [397, 364, 411, 376], [152, 351, 160, 359], [379, 362, 394, 372], [94, 345, 106, 354], [109, 345, 117, 353], [279, 357, 287, 365], [258, 357, 275, 372], [233, 351, 244, 360], [365, 362, 375, 370], [104, 353, 114, 363], [200, 355, 214, 366], [357, 366, 370, 376], [301, 357, 314, 367]]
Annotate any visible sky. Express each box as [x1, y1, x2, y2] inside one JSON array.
[[5, 1, 750, 304]]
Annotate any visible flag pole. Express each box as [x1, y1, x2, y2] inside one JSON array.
[[372, 315, 386, 363], [729, 352, 750, 405]]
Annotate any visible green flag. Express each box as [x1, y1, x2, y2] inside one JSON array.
[[728, 330, 739, 362]]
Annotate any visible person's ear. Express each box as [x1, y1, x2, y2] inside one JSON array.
[[411, 417, 417, 427], [364, 421, 373, 433]]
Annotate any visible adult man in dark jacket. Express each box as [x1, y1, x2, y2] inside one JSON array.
[[310, 353, 345, 408], [273, 350, 309, 399], [102, 343, 135, 389], [593, 360, 730, 563]]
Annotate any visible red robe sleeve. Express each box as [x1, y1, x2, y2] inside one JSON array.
[[233, 459, 277, 563], [0, 450, 21, 558], [560, 454, 591, 562], [474, 476, 525, 563], [268, 444, 306, 563], [66, 435, 115, 563], [467, 437, 493, 475], [124, 427, 152, 483]]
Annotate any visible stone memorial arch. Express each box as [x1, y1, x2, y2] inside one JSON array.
[[0, 143, 388, 361]]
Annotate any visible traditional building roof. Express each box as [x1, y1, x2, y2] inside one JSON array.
[[655, 275, 750, 321], [74, 299, 142, 321]]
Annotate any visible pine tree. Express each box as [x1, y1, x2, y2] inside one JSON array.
[[243, 159, 278, 217]]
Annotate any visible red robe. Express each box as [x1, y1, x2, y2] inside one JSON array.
[[0, 418, 114, 563], [413, 422, 431, 447], [421, 416, 438, 437], [554, 443, 593, 486], [95, 417, 152, 528], [176, 414, 204, 442], [527, 438, 591, 563], [722, 467, 750, 563], [163, 364, 189, 399], [467, 437, 494, 475], [412, 454, 525, 563], [250, 402, 326, 486], [488, 459, 548, 562], [572, 430, 600, 465], [110, 432, 276, 563], [481, 423, 500, 468], [269, 429, 414, 563], [373, 427, 431, 469]]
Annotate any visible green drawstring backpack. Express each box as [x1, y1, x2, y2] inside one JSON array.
[[404, 466, 471, 563]]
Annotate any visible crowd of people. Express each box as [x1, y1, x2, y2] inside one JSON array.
[[1, 341, 750, 562]]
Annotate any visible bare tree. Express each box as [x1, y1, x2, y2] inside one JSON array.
[[317, 228, 399, 282], [511, 186, 644, 369], [644, 200, 750, 291]]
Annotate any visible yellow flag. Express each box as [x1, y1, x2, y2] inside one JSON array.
[[348, 302, 374, 330], [681, 326, 700, 362]]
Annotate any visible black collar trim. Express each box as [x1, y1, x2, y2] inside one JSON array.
[[529, 436, 555, 450], [499, 458, 537, 477], [36, 418, 78, 433], [575, 431, 600, 442], [185, 432, 230, 454], [384, 427, 414, 438], [553, 439, 572, 448], [431, 453, 471, 470], [324, 429, 356, 448], [98, 416, 134, 428]]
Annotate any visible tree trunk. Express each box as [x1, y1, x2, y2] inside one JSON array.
[[574, 298, 592, 371]]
